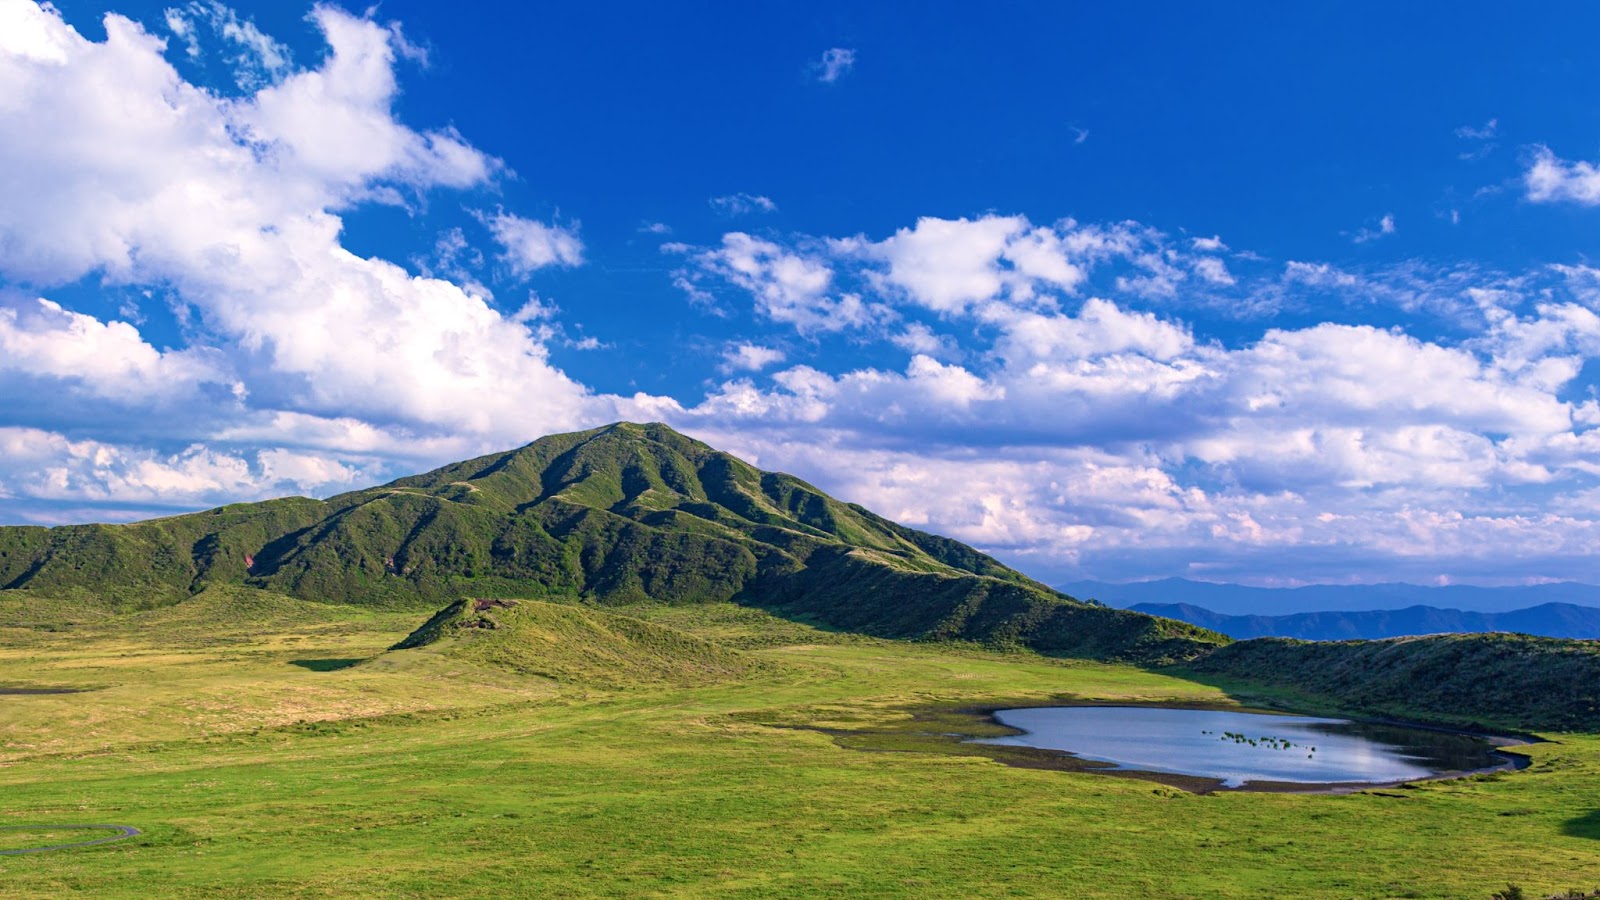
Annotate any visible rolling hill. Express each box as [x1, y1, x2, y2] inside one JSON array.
[[0, 422, 1222, 664], [1190, 632, 1600, 731], [1131, 601, 1600, 641], [382, 597, 766, 686]]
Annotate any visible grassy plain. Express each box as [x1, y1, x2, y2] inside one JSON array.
[[0, 593, 1597, 898]]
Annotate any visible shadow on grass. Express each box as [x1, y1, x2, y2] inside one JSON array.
[[0, 686, 87, 695], [289, 658, 363, 672], [1565, 809, 1600, 840]]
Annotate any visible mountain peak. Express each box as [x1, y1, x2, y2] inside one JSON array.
[[0, 426, 1226, 663]]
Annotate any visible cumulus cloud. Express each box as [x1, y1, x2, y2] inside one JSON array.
[[662, 212, 1600, 580], [481, 210, 584, 275], [720, 342, 786, 373], [849, 215, 1104, 313], [889, 322, 957, 358], [0, 426, 373, 513], [0, 0, 615, 513], [1525, 146, 1600, 205], [4, 1, 1600, 587], [0, 297, 233, 405], [676, 233, 881, 333], [660, 219, 1600, 582]]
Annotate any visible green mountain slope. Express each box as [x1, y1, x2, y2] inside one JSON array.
[[1190, 633, 1600, 731], [0, 422, 1223, 663]]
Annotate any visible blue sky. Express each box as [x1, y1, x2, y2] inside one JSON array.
[[4, 1, 1600, 588]]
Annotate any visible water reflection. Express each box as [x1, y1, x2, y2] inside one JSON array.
[[979, 706, 1509, 788]]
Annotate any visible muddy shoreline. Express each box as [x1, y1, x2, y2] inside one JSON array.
[[762, 697, 1538, 795], [969, 699, 1536, 794]]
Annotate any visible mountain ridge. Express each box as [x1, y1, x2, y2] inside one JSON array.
[[1132, 600, 1600, 641], [1064, 577, 1600, 616], [0, 422, 1223, 664]]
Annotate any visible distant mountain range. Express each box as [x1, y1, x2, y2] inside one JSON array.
[[1129, 601, 1600, 641], [1060, 577, 1600, 616]]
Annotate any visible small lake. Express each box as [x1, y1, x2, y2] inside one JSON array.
[[980, 706, 1512, 788]]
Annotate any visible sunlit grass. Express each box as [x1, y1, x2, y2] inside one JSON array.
[[0, 597, 1595, 897]]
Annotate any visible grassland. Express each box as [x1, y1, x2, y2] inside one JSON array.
[[1, 593, 1597, 898]]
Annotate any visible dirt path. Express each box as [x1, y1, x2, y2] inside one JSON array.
[[0, 825, 141, 855]]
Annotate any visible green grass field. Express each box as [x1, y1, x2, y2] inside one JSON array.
[[1, 593, 1597, 898]]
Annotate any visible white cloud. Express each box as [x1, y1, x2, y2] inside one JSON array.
[[709, 193, 778, 216], [858, 215, 1090, 314], [1283, 261, 1361, 289], [481, 210, 584, 275], [3, 0, 1599, 585], [663, 214, 1600, 578], [238, 8, 497, 196], [1476, 300, 1600, 391], [661, 251, 1600, 581], [1353, 213, 1396, 243], [0, 427, 372, 509], [0, 297, 232, 404], [680, 233, 879, 333], [164, 1, 291, 90], [1454, 118, 1498, 161], [810, 47, 855, 83], [1525, 146, 1600, 205], [889, 322, 956, 357], [0, 2, 597, 434], [988, 298, 1194, 366], [720, 342, 786, 373], [1455, 119, 1498, 141], [0, 0, 617, 513], [1191, 256, 1235, 285]]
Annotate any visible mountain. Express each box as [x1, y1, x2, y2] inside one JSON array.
[[0, 422, 1223, 664], [1130, 601, 1600, 641], [1063, 577, 1600, 616]]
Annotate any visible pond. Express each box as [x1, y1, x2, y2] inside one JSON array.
[[978, 706, 1515, 789]]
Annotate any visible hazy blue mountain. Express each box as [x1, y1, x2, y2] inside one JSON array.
[[1130, 601, 1600, 641], [1061, 577, 1600, 616]]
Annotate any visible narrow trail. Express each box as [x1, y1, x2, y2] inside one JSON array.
[[0, 825, 141, 855]]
